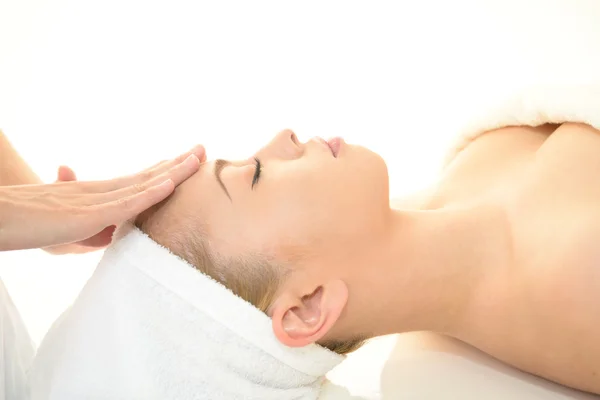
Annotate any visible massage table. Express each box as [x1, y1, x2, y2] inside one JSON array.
[[323, 334, 600, 399]]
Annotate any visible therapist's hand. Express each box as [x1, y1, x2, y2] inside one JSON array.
[[0, 145, 206, 253]]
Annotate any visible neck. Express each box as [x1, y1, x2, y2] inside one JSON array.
[[347, 202, 509, 339]]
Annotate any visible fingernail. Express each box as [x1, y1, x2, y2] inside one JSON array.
[[191, 144, 205, 154], [156, 179, 174, 189], [185, 154, 200, 165]]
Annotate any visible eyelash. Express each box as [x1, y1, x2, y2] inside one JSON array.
[[252, 157, 262, 189]]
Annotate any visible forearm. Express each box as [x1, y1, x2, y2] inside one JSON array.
[[0, 130, 42, 186]]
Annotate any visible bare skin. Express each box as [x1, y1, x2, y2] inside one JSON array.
[[0, 129, 205, 253], [427, 122, 600, 394], [142, 125, 600, 395]]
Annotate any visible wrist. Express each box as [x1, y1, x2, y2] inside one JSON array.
[[43, 243, 99, 255]]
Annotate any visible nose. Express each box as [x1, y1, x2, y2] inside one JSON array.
[[275, 129, 300, 147], [259, 129, 303, 160]]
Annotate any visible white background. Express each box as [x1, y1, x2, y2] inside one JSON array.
[[1, 1, 599, 396]]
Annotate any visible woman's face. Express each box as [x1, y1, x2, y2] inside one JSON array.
[[176, 129, 390, 266]]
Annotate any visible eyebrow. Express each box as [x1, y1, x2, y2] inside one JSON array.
[[214, 159, 232, 200]]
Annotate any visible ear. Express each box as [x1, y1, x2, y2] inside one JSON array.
[[270, 279, 348, 348]]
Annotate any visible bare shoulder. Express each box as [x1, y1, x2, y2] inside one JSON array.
[[464, 121, 600, 395], [433, 124, 559, 206], [536, 122, 600, 160], [446, 123, 558, 174]]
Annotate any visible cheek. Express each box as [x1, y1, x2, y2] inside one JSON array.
[[244, 158, 387, 252], [241, 191, 325, 252], [269, 192, 347, 251]]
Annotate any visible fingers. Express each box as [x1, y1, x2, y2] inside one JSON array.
[[89, 179, 176, 224], [139, 145, 205, 186], [82, 150, 202, 224], [14, 145, 206, 194], [95, 145, 206, 191], [57, 166, 77, 182], [190, 144, 207, 163], [145, 145, 206, 170], [155, 145, 206, 166], [77, 225, 116, 248], [87, 153, 200, 203], [143, 152, 202, 188]]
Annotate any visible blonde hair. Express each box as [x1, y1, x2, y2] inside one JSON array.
[[138, 217, 364, 355]]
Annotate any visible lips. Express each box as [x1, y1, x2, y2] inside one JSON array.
[[314, 136, 343, 157], [326, 137, 343, 158]]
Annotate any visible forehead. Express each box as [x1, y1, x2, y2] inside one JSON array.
[[181, 163, 284, 252], [176, 161, 229, 224], [176, 161, 256, 246]]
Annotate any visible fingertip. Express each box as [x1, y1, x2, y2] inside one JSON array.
[[147, 179, 175, 201], [185, 154, 201, 168], [159, 178, 175, 190], [192, 145, 206, 162], [148, 178, 175, 196], [58, 165, 77, 182]]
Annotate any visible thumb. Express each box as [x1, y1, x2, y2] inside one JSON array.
[[57, 165, 77, 182]]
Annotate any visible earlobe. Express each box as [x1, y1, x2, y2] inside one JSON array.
[[271, 280, 348, 348]]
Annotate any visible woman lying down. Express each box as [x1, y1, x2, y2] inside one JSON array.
[[30, 86, 600, 399]]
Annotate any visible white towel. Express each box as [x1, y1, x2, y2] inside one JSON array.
[[0, 279, 35, 400], [444, 85, 600, 166], [29, 225, 344, 400]]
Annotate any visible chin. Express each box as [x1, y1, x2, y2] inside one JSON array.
[[353, 144, 388, 178], [343, 146, 389, 203]]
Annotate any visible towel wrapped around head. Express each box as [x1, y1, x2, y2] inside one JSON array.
[[29, 225, 344, 400]]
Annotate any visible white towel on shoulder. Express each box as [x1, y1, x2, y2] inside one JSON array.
[[444, 85, 600, 166], [29, 225, 344, 400]]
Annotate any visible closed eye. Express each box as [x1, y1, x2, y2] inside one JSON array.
[[252, 157, 262, 189]]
